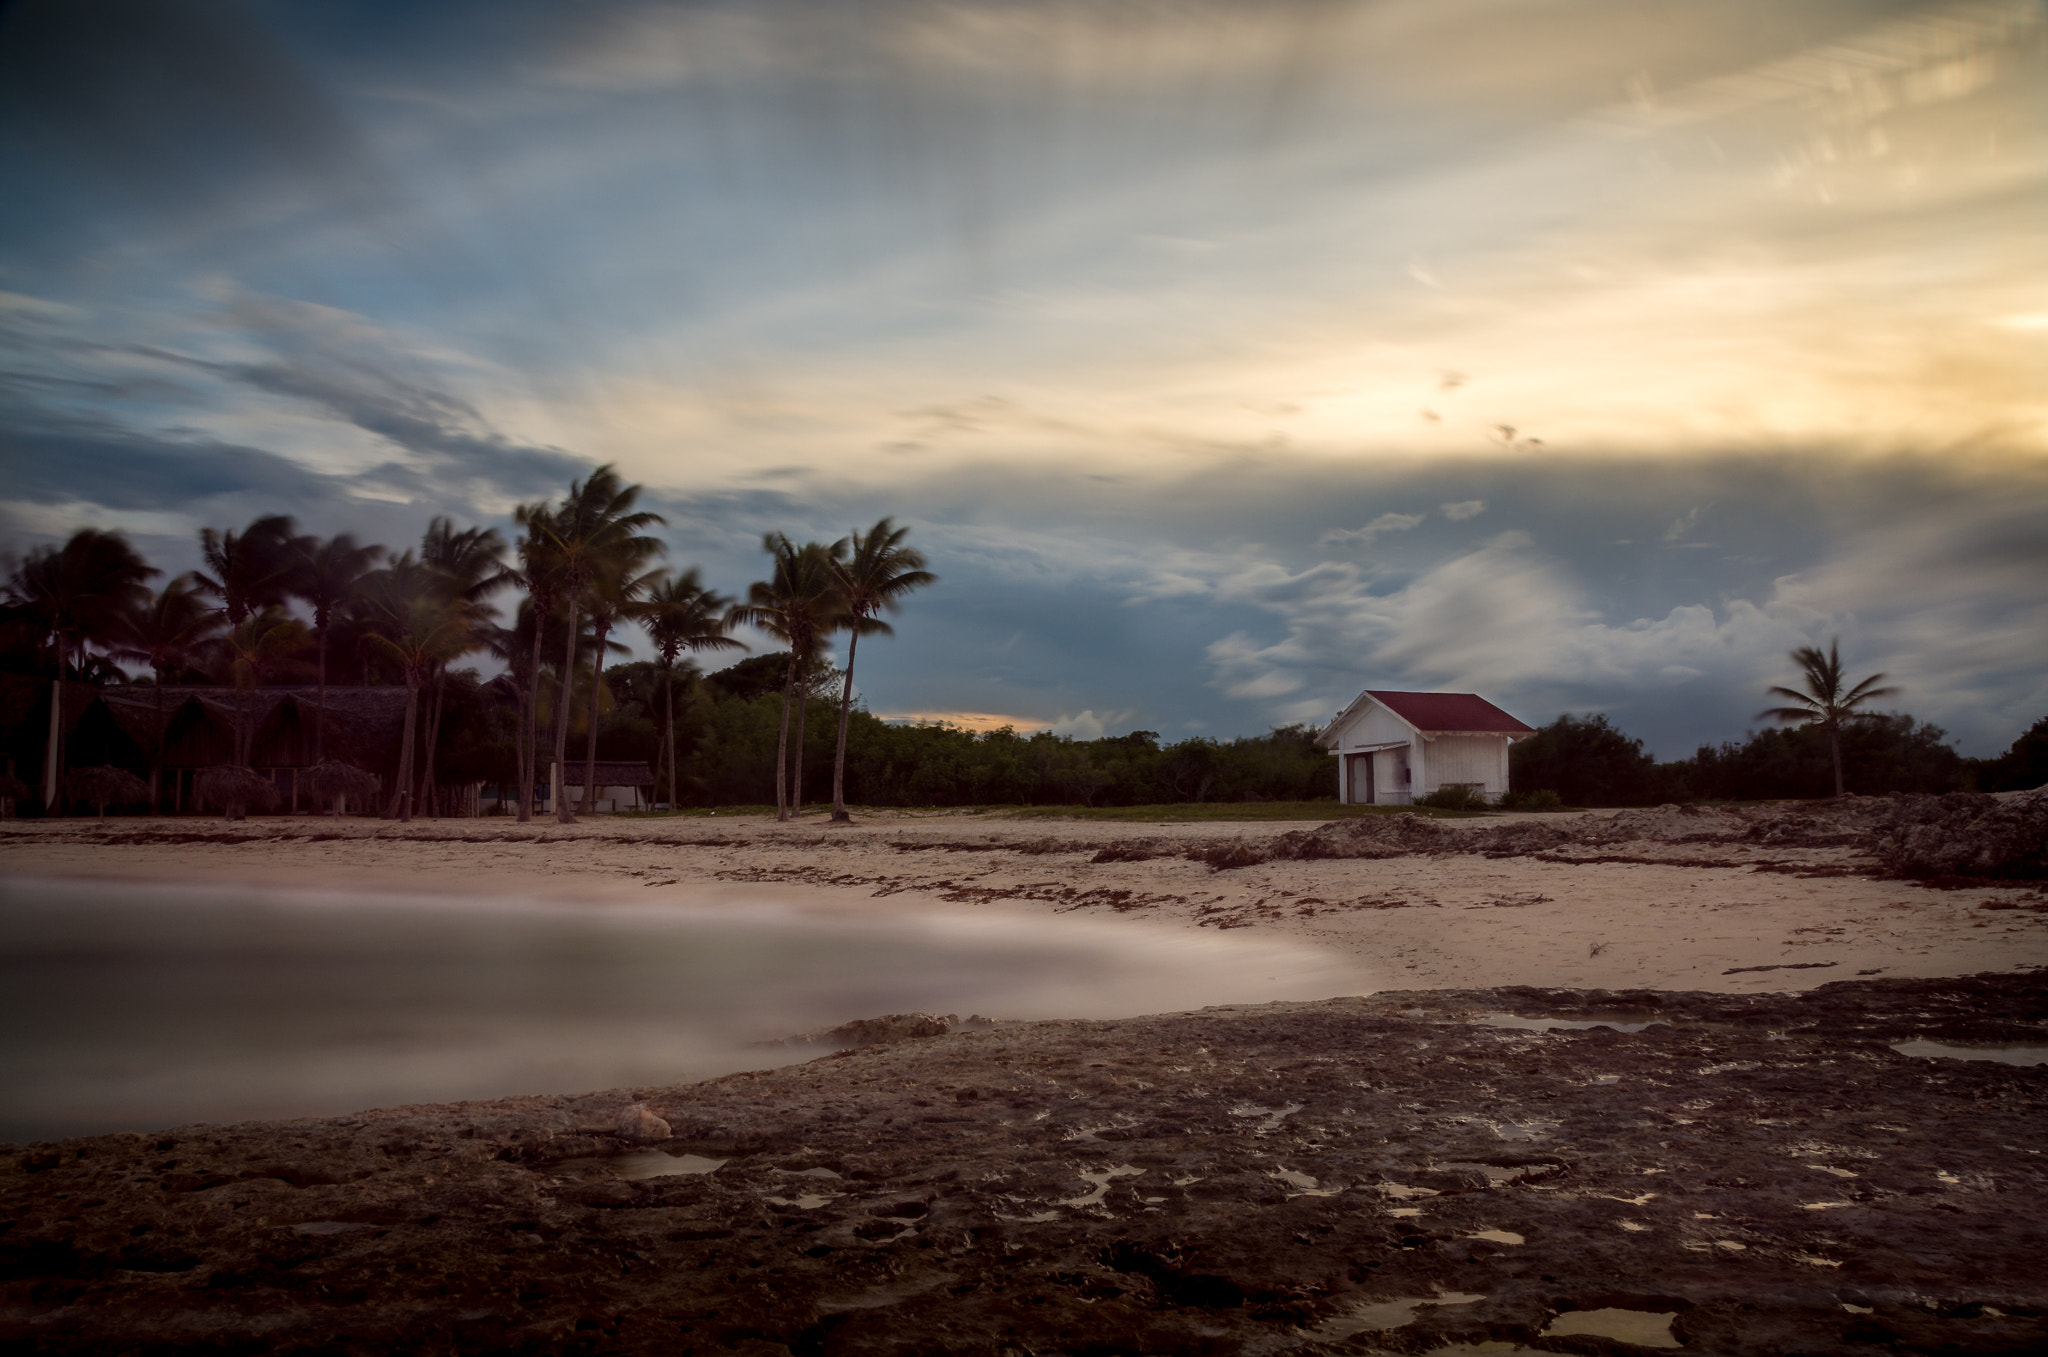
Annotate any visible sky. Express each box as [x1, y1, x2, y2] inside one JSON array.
[[1, 0, 2043, 759]]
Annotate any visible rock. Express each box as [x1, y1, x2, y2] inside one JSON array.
[[613, 1102, 670, 1143], [1874, 791, 2048, 879]]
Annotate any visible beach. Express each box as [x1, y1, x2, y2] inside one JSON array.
[[2, 798, 2045, 1355], [4, 801, 2043, 995]]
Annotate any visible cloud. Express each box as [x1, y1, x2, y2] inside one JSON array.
[[1440, 499, 1486, 521], [1317, 511, 1426, 548], [1049, 709, 1137, 741]]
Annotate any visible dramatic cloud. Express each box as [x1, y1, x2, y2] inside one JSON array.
[[2, 0, 2042, 756]]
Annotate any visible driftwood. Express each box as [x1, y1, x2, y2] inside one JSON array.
[[193, 765, 281, 820]]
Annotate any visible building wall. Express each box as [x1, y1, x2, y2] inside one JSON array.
[[1331, 701, 1420, 805], [1422, 734, 1510, 798]]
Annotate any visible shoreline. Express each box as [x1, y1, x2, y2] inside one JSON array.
[[5, 802, 2044, 996]]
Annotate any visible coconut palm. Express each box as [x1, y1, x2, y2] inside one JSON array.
[[287, 531, 384, 763], [510, 506, 564, 822], [730, 535, 847, 821], [415, 519, 506, 814], [361, 592, 473, 822], [1759, 638, 1900, 797], [523, 466, 666, 824], [194, 515, 297, 627], [575, 557, 662, 814], [220, 607, 311, 765], [2, 529, 158, 809], [111, 574, 224, 807], [826, 518, 934, 822], [634, 568, 743, 811]]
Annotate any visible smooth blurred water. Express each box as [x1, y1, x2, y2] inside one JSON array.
[[0, 876, 1367, 1142]]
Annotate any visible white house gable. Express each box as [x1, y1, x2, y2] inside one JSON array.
[[1318, 689, 1533, 806]]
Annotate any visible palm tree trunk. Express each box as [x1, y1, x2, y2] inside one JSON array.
[[792, 671, 808, 815], [552, 597, 580, 824], [663, 660, 678, 813], [151, 672, 167, 813], [418, 663, 446, 816], [1829, 724, 1844, 798], [580, 621, 608, 814], [519, 605, 546, 823], [831, 629, 860, 822], [41, 645, 62, 811], [774, 654, 796, 821], [389, 676, 419, 822], [314, 621, 329, 763]]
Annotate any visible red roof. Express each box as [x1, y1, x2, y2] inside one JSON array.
[[1365, 690, 1534, 735]]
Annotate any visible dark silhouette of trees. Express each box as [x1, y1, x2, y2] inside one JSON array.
[[1759, 638, 1899, 797], [634, 568, 741, 812], [1510, 713, 1660, 807], [517, 465, 665, 824], [731, 535, 847, 821], [826, 518, 934, 823], [288, 532, 383, 762], [111, 574, 223, 805], [2, 528, 158, 809]]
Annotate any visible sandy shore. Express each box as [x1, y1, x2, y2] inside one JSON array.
[[4, 803, 2046, 1355], [4, 804, 2044, 996]]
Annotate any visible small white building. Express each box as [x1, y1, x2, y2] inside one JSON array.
[[1318, 689, 1535, 805]]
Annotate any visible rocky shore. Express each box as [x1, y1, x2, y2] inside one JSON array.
[[5, 972, 2045, 1356]]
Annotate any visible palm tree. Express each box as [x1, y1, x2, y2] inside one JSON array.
[[576, 557, 662, 814], [1759, 638, 1899, 797], [416, 519, 506, 814], [510, 505, 564, 823], [220, 607, 311, 766], [634, 568, 742, 811], [730, 535, 846, 821], [194, 515, 297, 628], [525, 466, 666, 824], [826, 518, 934, 822], [287, 532, 384, 763], [361, 592, 473, 822], [2, 529, 158, 809], [111, 574, 224, 808]]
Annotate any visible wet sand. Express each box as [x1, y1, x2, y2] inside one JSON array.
[[4, 805, 2044, 995]]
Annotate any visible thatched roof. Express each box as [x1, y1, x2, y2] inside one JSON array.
[[84, 685, 411, 771], [557, 760, 654, 788]]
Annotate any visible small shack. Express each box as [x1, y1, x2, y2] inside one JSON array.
[[1318, 689, 1534, 805]]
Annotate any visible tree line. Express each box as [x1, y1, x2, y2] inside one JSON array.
[[6, 494, 2044, 815], [0, 465, 937, 821]]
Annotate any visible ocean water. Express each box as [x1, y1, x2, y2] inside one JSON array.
[[0, 876, 1367, 1142]]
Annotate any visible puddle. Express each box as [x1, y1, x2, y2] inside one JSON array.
[[1421, 1345, 1546, 1356], [1477, 1013, 1671, 1034], [562, 1150, 726, 1181], [292, 1220, 379, 1235], [818, 1272, 957, 1312], [1271, 1167, 1337, 1196], [1310, 1291, 1486, 1339], [1229, 1101, 1303, 1134], [1891, 1040, 2048, 1066], [1467, 1229, 1524, 1245], [1388, 1207, 1424, 1218], [763, 1193, 838, 1209], [1542, 1308, 1680, 1348], [1057, 1163, 1143, 1207], [1377, 1183, 1440, 1200]]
